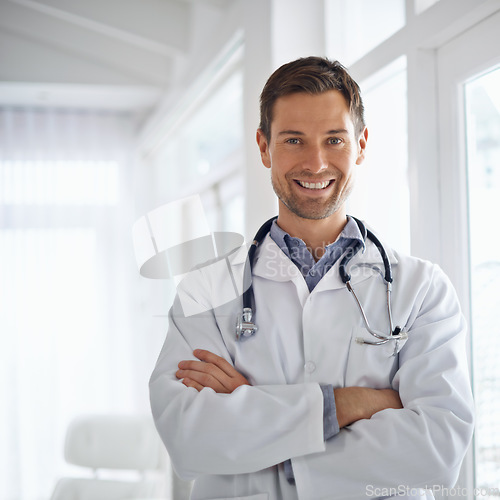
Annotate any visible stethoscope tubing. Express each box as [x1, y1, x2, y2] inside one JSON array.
[[241, 216, 276, 314], [236, 216, 407, 345]]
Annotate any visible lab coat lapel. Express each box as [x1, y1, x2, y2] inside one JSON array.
[[252, 234, 302, 282], [251, 235, 311, 305], [310, 237, 399, 294]]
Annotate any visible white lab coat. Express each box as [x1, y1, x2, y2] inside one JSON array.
[[150, 231, 474, 500]]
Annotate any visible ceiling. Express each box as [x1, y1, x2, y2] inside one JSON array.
[[0, 0, 234, 113]]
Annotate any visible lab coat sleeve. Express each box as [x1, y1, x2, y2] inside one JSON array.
[[292, 264, 475, 499], [149, 271, 326, 480]]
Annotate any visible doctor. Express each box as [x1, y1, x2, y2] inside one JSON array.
[[150, 57, 474, 500]]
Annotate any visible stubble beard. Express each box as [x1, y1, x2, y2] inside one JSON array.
[[271, 172, 354, 220]]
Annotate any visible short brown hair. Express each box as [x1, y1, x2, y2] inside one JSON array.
[[259, 56, 365, 141]]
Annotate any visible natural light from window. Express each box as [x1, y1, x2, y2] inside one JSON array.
[[325, 0, 406, 65], [348, 57, 410, 254], [0, 160, 119, 205], [465, 66, 500, 494]]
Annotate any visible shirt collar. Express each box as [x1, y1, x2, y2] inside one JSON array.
[[269, 215, 366, 262]]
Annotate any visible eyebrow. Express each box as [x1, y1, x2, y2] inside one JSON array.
[[277, 129, 349, 136]]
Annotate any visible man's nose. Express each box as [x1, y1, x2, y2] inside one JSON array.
[[305, 145, 329, 172]]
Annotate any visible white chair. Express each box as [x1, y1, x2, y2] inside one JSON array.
[[50, 414, 168, 500]]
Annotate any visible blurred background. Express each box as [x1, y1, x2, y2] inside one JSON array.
[[0, 0, 499, 498]]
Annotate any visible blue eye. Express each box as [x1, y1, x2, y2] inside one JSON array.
[[328, 138, 342, 145]]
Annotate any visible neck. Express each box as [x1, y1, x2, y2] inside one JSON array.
[[276, 207, 348, 260]]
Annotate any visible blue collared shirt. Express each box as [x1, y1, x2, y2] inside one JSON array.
[[269, 217, 365, 291], [269, 216, 365, 484]]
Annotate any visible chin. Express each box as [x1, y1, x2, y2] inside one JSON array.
[[287, 203, 343, 221]]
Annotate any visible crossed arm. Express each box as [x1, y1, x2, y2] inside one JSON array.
[[176, 349, 403, 429], [154, 265, 473, 491]]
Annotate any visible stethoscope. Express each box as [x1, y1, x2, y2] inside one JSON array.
[[236, 216, 408, 348]]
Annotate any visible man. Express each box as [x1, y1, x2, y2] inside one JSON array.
[[150, 57, 474, 500]]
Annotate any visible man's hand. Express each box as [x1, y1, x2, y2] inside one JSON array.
[[334, 387, 402, 428], [176, 350, 401, 428], [176, 349, 250, 393]]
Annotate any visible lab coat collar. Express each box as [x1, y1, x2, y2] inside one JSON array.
[[227, 234, 295, 272], [251, 234, 303, 282], [226, 240, 250, 266], [250, 232, 398, 290], [314, 234, 398, 293]]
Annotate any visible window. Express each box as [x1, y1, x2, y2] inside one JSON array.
[[325, 0, 406, 65], [154, 70, 244, 201], [0, 109, 140, 499], [348, 57, 410, 253], [465, 66, 500, 492], [0, 160, 119, 205], [436, 10, 500, 495]]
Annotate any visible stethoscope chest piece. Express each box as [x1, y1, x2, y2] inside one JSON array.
[[236, 307, 258, 341]]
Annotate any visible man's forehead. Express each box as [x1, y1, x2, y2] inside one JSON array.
[[270, 90, 354, 131]]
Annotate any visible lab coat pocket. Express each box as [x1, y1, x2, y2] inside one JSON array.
[[344, 327, 407, 388], [208, 495, 268, 500]]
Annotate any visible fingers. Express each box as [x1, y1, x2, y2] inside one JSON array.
[[181, 377, 204, 392], [192, 350, 251, 390], [176, 361, 229, 393], [175, 350, 250, 393], [192, 349, 239, 377], [179, 371, 228, 393]]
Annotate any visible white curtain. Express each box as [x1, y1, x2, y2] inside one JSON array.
[[0, 108, 153, 500]]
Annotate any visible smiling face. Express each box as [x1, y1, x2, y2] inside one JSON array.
[[257, 90, 368, 228]]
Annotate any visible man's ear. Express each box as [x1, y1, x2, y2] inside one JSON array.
[[355, 127, 368, 165], [256, 129, 271, 169]]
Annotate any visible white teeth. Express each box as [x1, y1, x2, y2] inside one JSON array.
[[298, 180, 331, 189]]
